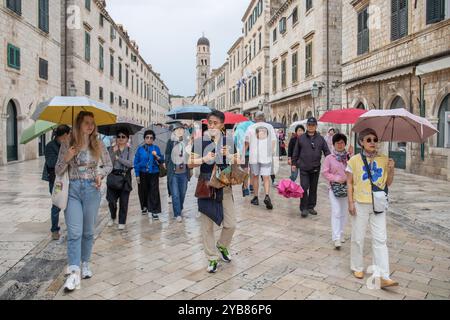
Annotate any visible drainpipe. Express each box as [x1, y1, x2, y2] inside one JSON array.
[[418, 75, 426, 161], [326, 0, 330, 111], [378, 82, 381, 109]]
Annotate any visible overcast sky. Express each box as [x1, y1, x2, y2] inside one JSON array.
[[107, 0, 249, 97]]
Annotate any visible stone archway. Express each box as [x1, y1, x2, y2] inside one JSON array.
[[6, 100, 18, 162], [437, 94, 450, 148]]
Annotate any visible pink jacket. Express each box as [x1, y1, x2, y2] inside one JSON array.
[[321, 154, 347, 188]]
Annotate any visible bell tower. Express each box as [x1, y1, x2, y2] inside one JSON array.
[[196, 34, 210, 95]]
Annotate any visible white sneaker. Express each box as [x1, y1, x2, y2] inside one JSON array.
[[107, 218, 115, 227], [341, 236, 346, 243], [176, 216, 182, 223], [118, 224, 125, 230], [64, 270, 81, 291], [334, 240, 342, 250], [81, 262, 93, 279]]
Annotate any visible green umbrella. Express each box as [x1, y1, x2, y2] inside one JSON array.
[[20, 120, 58, 144]]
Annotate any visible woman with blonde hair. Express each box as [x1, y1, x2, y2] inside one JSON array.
[[55, 111, 112, 291]]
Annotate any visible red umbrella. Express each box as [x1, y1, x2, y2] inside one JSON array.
[[319, 108, 368, 124], [202, 112, 248, 125]]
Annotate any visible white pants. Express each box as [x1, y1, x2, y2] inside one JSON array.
[[328, 190, 348, 241], [351, 202, 390, 279]]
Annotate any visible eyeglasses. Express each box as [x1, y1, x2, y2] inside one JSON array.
[[365, 137, 379, 143], [145, 136, 154, 140], [117, 135, 127, 139]]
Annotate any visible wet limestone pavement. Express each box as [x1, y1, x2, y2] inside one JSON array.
[[0, 158, 450, 300]]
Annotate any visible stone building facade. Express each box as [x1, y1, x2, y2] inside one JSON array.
[[63, 0, 169, 127], [0, 0, 170, 166], [227, 37, 244, 112], [269, 0, 342, 126], [0, 0, 62, 165], [342, 0, 450, 180]]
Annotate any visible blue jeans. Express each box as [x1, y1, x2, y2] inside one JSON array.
[[65, 179, 101, 271], [49, 180, 61, 232], [170, 173, 188, 218], [290, 168, 300, 182]]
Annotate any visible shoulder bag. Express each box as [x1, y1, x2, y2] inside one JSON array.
[[361, 154, 389, 214]]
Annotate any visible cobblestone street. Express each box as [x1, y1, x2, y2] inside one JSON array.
[[1, 158, 449, 300]]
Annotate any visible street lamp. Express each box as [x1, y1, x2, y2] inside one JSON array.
[[311, 82, 319, 118]]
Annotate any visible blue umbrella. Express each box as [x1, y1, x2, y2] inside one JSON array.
[[234, 120, 254, 156], [166, 105, 212, 121]]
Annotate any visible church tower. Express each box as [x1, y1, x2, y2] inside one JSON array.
[[196, 34, 211, 96]]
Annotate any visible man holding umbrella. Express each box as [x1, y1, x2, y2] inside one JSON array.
[[292, 117, 331, 218]]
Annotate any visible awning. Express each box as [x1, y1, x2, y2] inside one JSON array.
[[416, 56, 450, 76], [269, 90, 310, 105], [345, 66, 414, 90]]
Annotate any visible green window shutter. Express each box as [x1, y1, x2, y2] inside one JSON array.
[[391, 0, 399, 40], [426, 0, 445, 24], [7, 0, 22, 15], [7, 44, 20, 70], [85, 32, 90, 61], [39, 0, 49, 33], [99, 45, 104, 70], [399, 0, 408, 38]]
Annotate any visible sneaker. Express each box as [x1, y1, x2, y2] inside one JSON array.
[[107, 218, 115, 227], [249, 185, 254, 193], [340, 236, 346, 243], [206, 260, 218, 273], [81, 262, 93, 279], [64, 270, 81, 291], [309, 208, 318, 215], [168, 196, 172, 204], [250, 196, 259, 206], [242, 188, 250, 197], [334, 240, 341, 250], [51, 231, 60, 240], [118, 224, 125, 230], [217, 244, 231, 263], [301, 209, 309, 218], [176, 216, 182, 223], [141, 208, 148, 215], [264, 195, 273, 210], [152, 213, 159, 220]]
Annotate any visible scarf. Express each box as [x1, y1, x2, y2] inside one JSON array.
[[333, 150, 348, 164], [362, 149, 378, 159]]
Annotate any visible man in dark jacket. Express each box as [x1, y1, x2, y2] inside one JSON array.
[[42, 125, 70, 240], [292, 117, 330, 218]]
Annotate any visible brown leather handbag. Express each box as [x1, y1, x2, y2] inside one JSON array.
[[195, 177, 213, 199]]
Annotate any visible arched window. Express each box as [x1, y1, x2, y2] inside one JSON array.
[[306, 110, 313, 119], [437, 94, 450, 148], [356, 102, 365, 109], [292, 113, 298, 122], [6, 100, 18, 162], [273, 116, 277, 122], [282, 116, 287, 126], [391, 96, 406, 109]]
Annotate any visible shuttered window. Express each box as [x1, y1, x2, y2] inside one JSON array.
[[38, 0, 49, 33], [306, 0, 313, 12], [85, 80, 91, 96], [426, 0, 446, 24], [39, 58, 48, 80], [292, 52, 298, 83], [7, 44, 20, 70], [99, 87, 104, 100], [281, 58, 287, 89], [6, 0, 21, 15], [99, 45, 104, 70], [391, 0, 408, 41], [110, 54, 114, 77], [357, 7, 369, 55], [305, 42, 313, 77], [84, 32, 91, 62], [272, 64, 277, 93]]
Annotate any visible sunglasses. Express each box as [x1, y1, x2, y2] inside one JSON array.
[[364, 137, 378, 143], [117, 135, 127, 139], [145, 136, 154, 140]]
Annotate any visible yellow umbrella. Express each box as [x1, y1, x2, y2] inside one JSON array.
[[32, 96, 117, 126]]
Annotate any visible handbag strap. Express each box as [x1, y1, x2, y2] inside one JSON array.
[[361, 153, 375, 188]]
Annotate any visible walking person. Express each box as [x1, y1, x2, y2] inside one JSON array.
[[244, 111, 277, 210], [55, 111, 113, 291], [106, 128, 134, 230], [188, 110, 240, 273], [42, 125, 71, 240], [346, 128, 398, 288], [166, 123, 191, 223], [322, 133, 350, 250], [288, 125, 305, 182], [325, 128, 336, 153], [134, 130, 165, 221], [292, 117, 330, 218], [278, 129, 287, 160]]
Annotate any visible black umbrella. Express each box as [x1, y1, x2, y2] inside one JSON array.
[[97, 118, 144, 136], [267, 121, 286, 129]]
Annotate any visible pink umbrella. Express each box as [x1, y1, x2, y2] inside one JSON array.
[[319, 108, 368, 124], [352, 108, 438, 143], [277, 179, 304, 199]]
